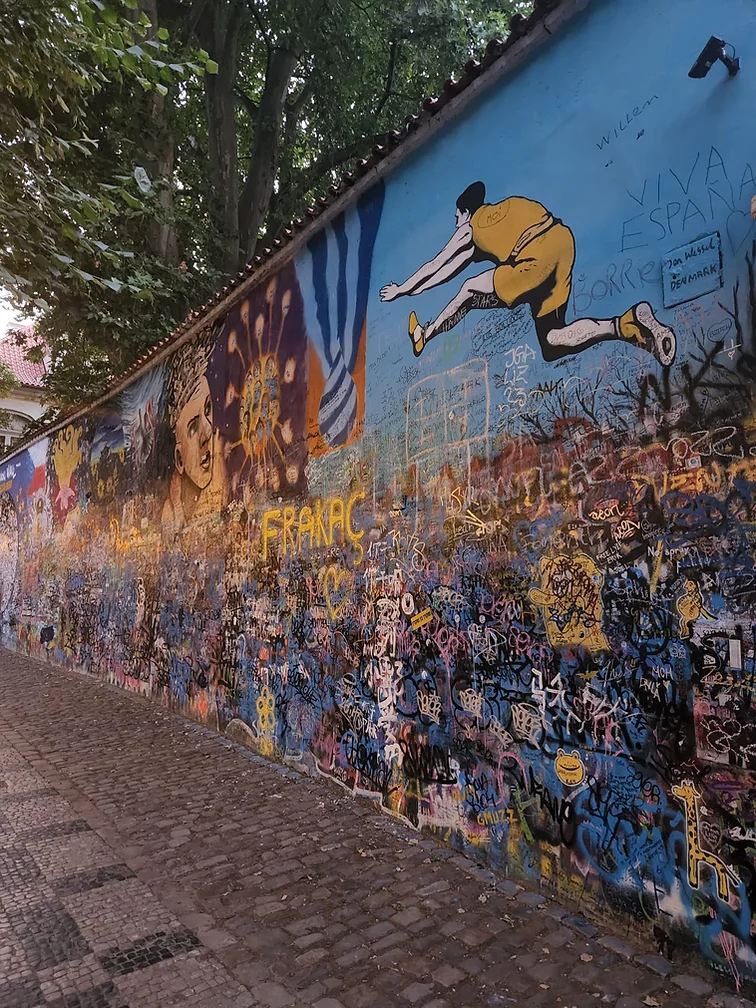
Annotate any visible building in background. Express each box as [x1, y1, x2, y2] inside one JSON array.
[[0, 328, 46, 451]]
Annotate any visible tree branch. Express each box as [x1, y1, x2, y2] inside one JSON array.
[[246, 0, 271, 54], [182, 0, 209, 46], [373, 40, 397, 120], [285, 77, 313, 117], [235, 88, 259, 118], [237, 43, 300, 262]]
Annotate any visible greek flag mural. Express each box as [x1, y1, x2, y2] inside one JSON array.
[[300, 181, 385, 451]]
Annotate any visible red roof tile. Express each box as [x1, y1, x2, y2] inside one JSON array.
[[0, 330, 45, 388]]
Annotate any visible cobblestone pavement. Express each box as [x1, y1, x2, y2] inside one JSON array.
[[0, 651, 753, 1008]]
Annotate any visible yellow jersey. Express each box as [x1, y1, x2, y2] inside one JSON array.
[[471, 197, 554, 264]]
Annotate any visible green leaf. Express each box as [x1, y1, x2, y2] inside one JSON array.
[[54, 254, 74, 264], [118, 189, 142, 209], [205, 58, 219, 75], [157, 27, 169, 41]]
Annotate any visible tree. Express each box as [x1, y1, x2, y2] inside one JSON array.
[[0, 0, 215, 403], [2, 0, 532, 414], [188, 0, 533, 270]]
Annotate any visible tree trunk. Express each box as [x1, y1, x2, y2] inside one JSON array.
[[197, 0, 245, 276], [237, 44, 298, 266], [133, 0, 179, 265]]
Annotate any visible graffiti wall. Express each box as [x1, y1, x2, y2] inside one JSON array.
[[4, 0, 756, 983]]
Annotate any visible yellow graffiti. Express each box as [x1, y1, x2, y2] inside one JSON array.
[[323, 564, 354, 621], [262, 491, 365, 563], [528, 553, 608, 651], [256, 685, 275, 757], [676, 579, 714, 638], [477, 807, 516, 827], [672, 781, 738, 900], [52, 424, 82, 500], [554, 749, 585, 787]]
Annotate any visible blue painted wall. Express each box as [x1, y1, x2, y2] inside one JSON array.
[[3, 0, 756, 984]]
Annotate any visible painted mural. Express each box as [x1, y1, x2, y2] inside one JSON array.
[[3, 0, 756, 987]]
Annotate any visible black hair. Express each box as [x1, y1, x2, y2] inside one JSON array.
[[456, 181, 486, 215]]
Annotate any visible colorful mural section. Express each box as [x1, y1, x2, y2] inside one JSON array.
[[3, 0, 756, 986]]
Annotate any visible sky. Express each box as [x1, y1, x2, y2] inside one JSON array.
[[0, 302, 30, 339]]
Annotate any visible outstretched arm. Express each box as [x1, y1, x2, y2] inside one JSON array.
[[380, 223, 475, 301]]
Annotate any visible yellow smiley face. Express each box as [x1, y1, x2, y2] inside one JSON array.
[[555, 749, 585, 787]]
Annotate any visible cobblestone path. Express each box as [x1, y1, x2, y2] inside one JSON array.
[[0, 650, 753, 1008]]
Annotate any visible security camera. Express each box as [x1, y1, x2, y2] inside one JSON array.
[[689, 36, 739, 78]]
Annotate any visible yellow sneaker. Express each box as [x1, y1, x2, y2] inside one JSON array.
[[408, 311, 425, 357], [618, 302, 676, 366]]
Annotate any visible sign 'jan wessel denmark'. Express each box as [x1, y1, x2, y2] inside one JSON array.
[[662, 231, 723, 308]]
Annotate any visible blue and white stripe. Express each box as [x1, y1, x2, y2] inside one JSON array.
[[300, 183, 385, 448]]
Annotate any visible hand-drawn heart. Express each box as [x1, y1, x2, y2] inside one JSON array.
[[323, 564, 354, 621], [726, 209, 756, 255]]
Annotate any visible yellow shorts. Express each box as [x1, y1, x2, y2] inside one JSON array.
[[492, 222, 575, 318]]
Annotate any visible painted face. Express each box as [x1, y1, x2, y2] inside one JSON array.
[[174, 375, 213, 489], [455, 207, 471, 228]]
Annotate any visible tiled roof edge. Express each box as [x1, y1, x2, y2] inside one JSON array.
[[3, 0, 590, 461]]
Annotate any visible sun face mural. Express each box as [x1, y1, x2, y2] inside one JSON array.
[[221, 266, 308, 500]]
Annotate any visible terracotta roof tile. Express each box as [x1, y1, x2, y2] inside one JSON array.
[[0, 330, 45, 388]]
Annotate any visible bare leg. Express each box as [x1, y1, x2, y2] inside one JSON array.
[[545, 318, 616, 348], [409, 270, 496, 355]]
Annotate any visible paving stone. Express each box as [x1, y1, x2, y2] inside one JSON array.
[[0, 650, 748, 1008], [517, 891, 547, 906], [672, 973, 714, 996], [400, 981, 435, 1003], [707, 997, 756, 1008], [99, 928, 201, 975], [634, 954, 675, 977], [432, 963, 465, 987], [562, 916, 599, 938], [115, 955, 251, 1007], [598, 935, 636, 960], [54, 864, 134, 896], [63, 877, 181, 953]]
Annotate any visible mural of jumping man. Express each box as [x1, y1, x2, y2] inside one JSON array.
[[380, 182, 676, 366]]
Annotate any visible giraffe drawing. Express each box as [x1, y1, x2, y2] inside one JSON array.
[[671, 780, 738, 900]]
